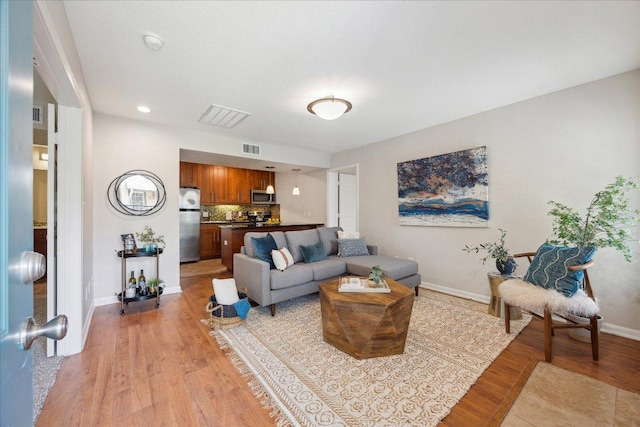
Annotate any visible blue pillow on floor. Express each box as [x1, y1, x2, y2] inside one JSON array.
[[523, 243, 596, 297], [251, 233, 278, 269]]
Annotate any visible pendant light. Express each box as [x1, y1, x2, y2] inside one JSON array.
[[265, 166, 275, 194], [292, 169, 301, 196]]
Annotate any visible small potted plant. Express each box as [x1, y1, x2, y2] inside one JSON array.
[[368, 265, 386, 285], [136, 226, 165, 252], [463, 228, 517, 275], [146, 278, 165, 294]]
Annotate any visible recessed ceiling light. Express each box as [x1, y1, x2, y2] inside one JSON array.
[[143, 33, 164, 50], [137, 105, 151, 113]]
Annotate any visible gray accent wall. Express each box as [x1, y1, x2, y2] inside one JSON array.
[[331, 70, 640, 336]]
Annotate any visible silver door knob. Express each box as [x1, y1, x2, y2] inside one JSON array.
[[20, 315, 68, 350], [19, 251, 46, 283]]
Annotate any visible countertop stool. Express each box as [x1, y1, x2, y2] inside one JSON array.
[[487, 272, 522, 320]]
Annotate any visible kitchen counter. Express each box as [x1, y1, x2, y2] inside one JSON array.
[[219, 222, 323, 229], [220, 223, 324, 271]]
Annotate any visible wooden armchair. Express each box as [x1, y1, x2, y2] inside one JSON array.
[[500, 251, 599, 362]]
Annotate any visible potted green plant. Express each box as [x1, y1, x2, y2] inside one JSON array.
[[463, 228, 517, 275], [146, 278, 165, 294], [547, 176, 639, 341], [136, 226, 165, 252], [547, 176, 639, 261], [368, 265, 386, 285]]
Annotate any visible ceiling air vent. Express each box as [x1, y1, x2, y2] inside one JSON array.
[[242, 143, 261, 156], [198, 104, 250, 128], [33, 105, 44, 125]]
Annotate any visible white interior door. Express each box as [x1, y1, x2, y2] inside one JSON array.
[[0, 0, 35, 423], [47, 102, 57, 356], [338, 172, 358, 234]]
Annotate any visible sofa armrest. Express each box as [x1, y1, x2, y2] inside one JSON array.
[[233, 253, 272, 307], [367, 245, 378, 255]]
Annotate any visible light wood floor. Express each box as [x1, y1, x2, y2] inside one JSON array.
[[37, 271, 640, 426]]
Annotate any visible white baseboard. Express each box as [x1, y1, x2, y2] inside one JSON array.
[[81, 300, 95, 350], [418, 281, 640, 342], [419, 282, 490, 305], [93, 285, 182, 307]]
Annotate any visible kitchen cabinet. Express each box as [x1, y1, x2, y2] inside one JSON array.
[[180, 162, 200, 187], [227, 167, 250, 203], [200, 223, 221, 259], [186, 163, 275, 205]]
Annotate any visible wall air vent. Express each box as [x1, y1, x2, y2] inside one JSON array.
[[242, 143, 261, 156], [33, 105, 44, 125], [198, 104, 250, 128]]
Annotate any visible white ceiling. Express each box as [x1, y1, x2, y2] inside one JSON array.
[[63, 1, 639, 158]]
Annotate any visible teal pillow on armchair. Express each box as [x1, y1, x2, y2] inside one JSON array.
[[523, 243, 596, 297]]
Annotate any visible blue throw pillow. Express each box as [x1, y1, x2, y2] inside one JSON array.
[[523, 243, 596, 297], [337, 238, 370, 257], [251, 233, 278, 269], [300, 241, 327, 263], [233, 298, 251, 320]]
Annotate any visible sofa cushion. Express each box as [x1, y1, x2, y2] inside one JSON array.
[[285, 229, 321, 263], [251, 233, 278, 269], [345, 255, 419, 280], [308, 258, 347, 281], [301, 241, 327, 263], [244, 231, 287, 258], [338, 238, 370, 257], [317, 226, 342, 256], [269, 264, 315, 290]]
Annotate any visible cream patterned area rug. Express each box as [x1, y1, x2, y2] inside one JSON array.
[[209, 289, 531, 426], [501, 362, 640, 426]]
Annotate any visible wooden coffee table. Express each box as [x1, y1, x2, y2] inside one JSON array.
[[319, 277, 415, 359]]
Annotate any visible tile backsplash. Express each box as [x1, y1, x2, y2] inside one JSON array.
[[201, 204, 280, 222]]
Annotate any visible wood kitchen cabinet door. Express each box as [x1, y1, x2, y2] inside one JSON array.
[[200, 224, 221, 259], [199, 165, 214, 203], [227, 167, 250, 203], [212, 165, 229, 203], [180, 162, 200, 187], [251, 170, 271, 190]]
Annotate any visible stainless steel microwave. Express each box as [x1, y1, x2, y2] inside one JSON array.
[[251, 189, 276, 204]]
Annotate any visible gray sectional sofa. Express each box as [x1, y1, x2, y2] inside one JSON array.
[[233, 227, 421, 316]]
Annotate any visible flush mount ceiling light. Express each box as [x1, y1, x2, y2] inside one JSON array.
[[265, 166, 275, 194], [292, 169, 301, 196], [137, 105, 151, 113], [307, 96, 352, 120], [143, 33, 164, 50]]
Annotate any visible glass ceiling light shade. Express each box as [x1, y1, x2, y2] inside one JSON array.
[[307, 96, 352, 120], [265, 166, 275, 194], [292, 169, 301, 196]]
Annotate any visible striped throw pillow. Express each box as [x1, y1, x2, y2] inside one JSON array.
[[271, 247, 295, 271]]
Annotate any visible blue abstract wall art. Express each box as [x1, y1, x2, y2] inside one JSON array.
[[397, 146, 488, 227]]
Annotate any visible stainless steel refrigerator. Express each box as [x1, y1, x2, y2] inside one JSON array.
[[179, 187, 201, 263]]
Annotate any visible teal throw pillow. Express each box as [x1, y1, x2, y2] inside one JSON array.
[[300, 241, 327, 263], [523, 243, 596, 297], [251, 233, 278, 269], [233, 298, 251, 320], [337, 238, 370, 257]]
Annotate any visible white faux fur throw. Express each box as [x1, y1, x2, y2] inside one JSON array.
[[499, 279, 599, 317]]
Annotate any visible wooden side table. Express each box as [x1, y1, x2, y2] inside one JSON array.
[[488, 272, 522, 320]]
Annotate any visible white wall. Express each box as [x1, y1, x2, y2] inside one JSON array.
[[331, 70, 640, 337], [92, 114, 330, 304], [277, 170, 328, 225]]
